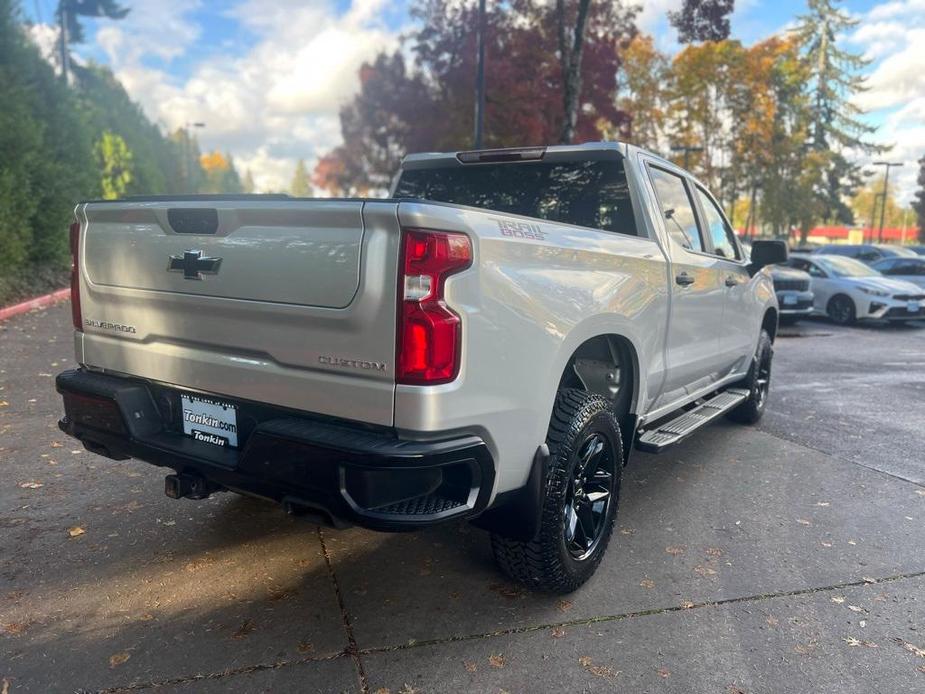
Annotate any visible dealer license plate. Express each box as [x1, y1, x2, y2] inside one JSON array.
[[908, 301, 920, 313], [783, 295, 798, 306], [180, 394, 239, 448]]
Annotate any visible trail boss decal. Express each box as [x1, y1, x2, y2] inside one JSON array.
[[494, 218, 547, 241]]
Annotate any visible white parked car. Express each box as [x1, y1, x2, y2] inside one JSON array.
[[870, 256, 925, 289], [786, 254, 925, 325]]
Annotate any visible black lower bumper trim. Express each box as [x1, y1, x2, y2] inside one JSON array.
[[56, 369, 495, 531]]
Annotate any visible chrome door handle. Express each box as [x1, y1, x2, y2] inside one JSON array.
[[725, 276, 739, 287], [675, 272, 695, 286]]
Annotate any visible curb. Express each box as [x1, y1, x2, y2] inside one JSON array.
[[0, 288, 70, 322]]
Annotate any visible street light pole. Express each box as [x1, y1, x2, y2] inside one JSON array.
[[871, 161, 904, 243], [473, 0, 486, 149]]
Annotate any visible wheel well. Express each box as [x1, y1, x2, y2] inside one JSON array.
[[557, 335, 637, 418], [762, 308, 778, 342]]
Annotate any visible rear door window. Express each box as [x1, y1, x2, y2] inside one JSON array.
[[393, 160, 639, 235], [647, 167, 704, 252], [694, 186, 740, 260]]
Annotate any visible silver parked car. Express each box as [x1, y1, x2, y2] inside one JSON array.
[[870, 256, 925, 289], [787, 254, 925, 324]]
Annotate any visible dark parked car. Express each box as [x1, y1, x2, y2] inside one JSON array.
[[870, 256, 925, 289], [812, 243, 918, 264], [770, 265, 814, 324], [907, 245, 925, 256]]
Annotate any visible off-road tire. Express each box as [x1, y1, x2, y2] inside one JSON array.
[[827, 294, 856, 325], [490, 389, 623, 594], [726, 329, 773, 424]]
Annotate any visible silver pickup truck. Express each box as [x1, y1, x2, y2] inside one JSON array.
[[56, 143, 786, 593]]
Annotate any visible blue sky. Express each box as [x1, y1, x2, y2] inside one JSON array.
[[22, 0, 925, 200]]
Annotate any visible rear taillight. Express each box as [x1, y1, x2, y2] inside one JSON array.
[[69, 220, 82, 331], [397, 228, 472, 385]]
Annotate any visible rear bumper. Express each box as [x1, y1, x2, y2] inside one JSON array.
[[56, 369, 495, 531]]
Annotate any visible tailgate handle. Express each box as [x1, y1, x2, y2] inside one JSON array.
[[167, 208, 219, 235]]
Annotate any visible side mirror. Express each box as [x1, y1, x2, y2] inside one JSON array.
[[748, 240, 788, 275]]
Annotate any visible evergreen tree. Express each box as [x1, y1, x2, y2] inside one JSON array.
[[0, 0, 96, 292], [56, 0, 129, 82], [290, 159, 312, 197], [914, 155, 925, 243], [669, 0, 735, 43], [794, 0, 881, 229]]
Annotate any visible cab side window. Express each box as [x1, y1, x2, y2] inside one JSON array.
[[648, 167, 704, 252], [695, 186, 740, 260]]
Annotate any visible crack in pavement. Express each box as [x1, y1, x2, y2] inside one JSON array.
[[354, 569, 925, 655], [90, 568, 925, 692], [758, 424, 925, 489], [319, 527, 369, 694]]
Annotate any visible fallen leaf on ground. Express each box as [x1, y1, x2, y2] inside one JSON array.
[[551, 626, 566, 638], [0, 401, 8, 408], [847, 605, 865, 613], [831, 596, 846, 604], [232, 619, 255, 639], [578, 656, 619, 679], [67, 526, 85, 538], [843, 637, 878, 648], [463, 660, 477, 673], [665, 545, 685, 556], [893, 638, 925, 658], [796, 518, 812, 526], [297, 641, 314, 653], [658, 667, 671, 678], [19, 481, 43, 489], [916, 490, 925, 497], [397, 685, 418, 694], [640, 578, 655, 589], [51, 441, 63, 448], [1, 678, 9, 694], [489, 654, 505, 668], [557, 599, 573, 611], [374, 689, 390, 694], [489, 582, 526, 600], [693, 565, 717, 577], [766, 615, 779, 627], [705, 547, 724, 557], [2, 622, 27, 636], [680, 600, 695, 609], [862, 577, 877, 584], [793, 643, 816, 655], [109, 651, 130, 667], [619, 527, 635, 535]]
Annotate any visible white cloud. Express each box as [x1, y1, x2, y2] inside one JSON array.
[[849, 0, 925, 203], [94, 0, 401, 192]]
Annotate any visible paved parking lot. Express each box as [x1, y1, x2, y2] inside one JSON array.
[[1, 303, 924, 693]]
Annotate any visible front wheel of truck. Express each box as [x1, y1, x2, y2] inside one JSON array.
[[491, 389, 623, 594]]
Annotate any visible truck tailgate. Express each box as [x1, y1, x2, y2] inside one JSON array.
[[75, 199, 401, 426]]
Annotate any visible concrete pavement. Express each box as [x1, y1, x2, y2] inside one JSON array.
[[1, 304, 923, 692]]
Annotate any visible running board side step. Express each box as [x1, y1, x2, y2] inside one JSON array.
[[636, 388, 749, 453]]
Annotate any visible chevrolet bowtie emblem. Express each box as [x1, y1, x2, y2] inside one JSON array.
[[167, 250, 222, 280]]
